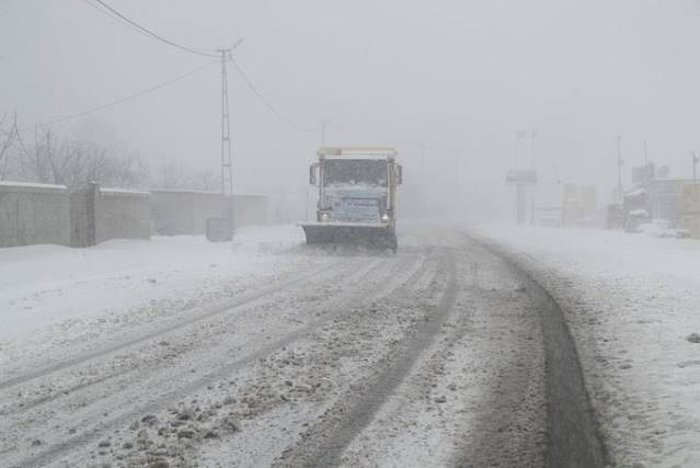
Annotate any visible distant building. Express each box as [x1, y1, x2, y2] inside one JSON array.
[[646, 179, 690, 224], [561, 184, 597, 227], [624, 162, 696, 230]]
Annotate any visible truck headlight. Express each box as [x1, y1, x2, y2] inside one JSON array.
[[380, 212, 391, 222], [320, 212, 330, 222]]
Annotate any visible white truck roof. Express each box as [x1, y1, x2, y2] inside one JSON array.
[[317, 147, 397, 159]]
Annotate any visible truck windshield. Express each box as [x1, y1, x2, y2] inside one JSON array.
[[323, 159, 388, 187]]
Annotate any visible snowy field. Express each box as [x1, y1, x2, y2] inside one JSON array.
[[478, 224, 700, 467]]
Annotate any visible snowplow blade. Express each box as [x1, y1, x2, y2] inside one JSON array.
[[300, 223, 397, 251]]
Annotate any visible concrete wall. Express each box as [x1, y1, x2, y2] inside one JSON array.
[[70, 184, 151, 247], [96, 189, 151, 243], [0, 181, 71, 248], [69, 183, 96, 248], [151, 190, 225, 236], [0, 182, 269, 248], [151, 190, 268, 236]]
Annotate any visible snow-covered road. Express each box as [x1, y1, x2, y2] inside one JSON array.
[[478, 224, 700, 468], [0, 226, 568, 467]]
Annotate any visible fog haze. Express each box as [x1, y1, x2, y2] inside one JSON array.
[[3, 0, 700, 221]]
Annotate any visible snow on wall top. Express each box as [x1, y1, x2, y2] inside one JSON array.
[[150, 189, 266, 198], [150, 188, 223, 196], [100, 188, 150, 197], [0, 180, 68, 192]]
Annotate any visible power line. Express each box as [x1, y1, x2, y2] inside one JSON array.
[[229, 58, 316, 133], [21, 60, 217, 132], [83, 0, 219, 58], [81, 0, 313, 134]]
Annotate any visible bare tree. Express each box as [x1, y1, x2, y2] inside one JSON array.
[[196, 168, 218, 191], [15, 129, 66, 184], [157, 160, 219, 191], [0, 112, 19, 180], [14, 128, 147, 188], [159, 160, 191, 190], [102, 149, 148, 188]]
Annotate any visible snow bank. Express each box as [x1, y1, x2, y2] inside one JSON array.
[[477, 224, 700, 467]]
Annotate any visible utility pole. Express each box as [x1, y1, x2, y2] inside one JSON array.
[[693, 151, 698, 182], [319, 118, 330, 147], [219, 48, 233, 197], [530, 130, 536, 225], [215, 39, 243, 240], [217, 39, 244, 198], [616, 135, 623, 202], [420, 143, 427, 217], [644, 140, 649, 165]]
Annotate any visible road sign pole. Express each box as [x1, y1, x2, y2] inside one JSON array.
[[516, 184, 527, 225]]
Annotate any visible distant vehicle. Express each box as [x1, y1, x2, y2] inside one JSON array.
[[300, 147, 402, 251]]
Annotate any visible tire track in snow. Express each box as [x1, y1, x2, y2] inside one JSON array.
[[273, 251, 458, 467], [0, 257, 379, 421], [0, 259, 345, 391], [464, 232, 607, 468], [7, 252, 428, 468]]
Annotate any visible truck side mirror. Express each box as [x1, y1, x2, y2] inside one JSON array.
[[309, 163, 318, 185], [397, 165, 403, 185]]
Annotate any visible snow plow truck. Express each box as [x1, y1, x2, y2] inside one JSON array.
[[300, 147, 402, 251]]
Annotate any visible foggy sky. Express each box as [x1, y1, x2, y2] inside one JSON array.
[[2, 0, 700, 221]]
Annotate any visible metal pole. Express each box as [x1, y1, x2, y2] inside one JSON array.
[[320, 119, 327, 146], [616, 135, 623, 202], [530, 131, 536, 223], [693, 151, 698, 182], [420, 142, 427, 187], [217, 49, 235, 240], [219, 49, 233, 197], [516, 184, 526, 225], [644, 140, 649, 165]]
